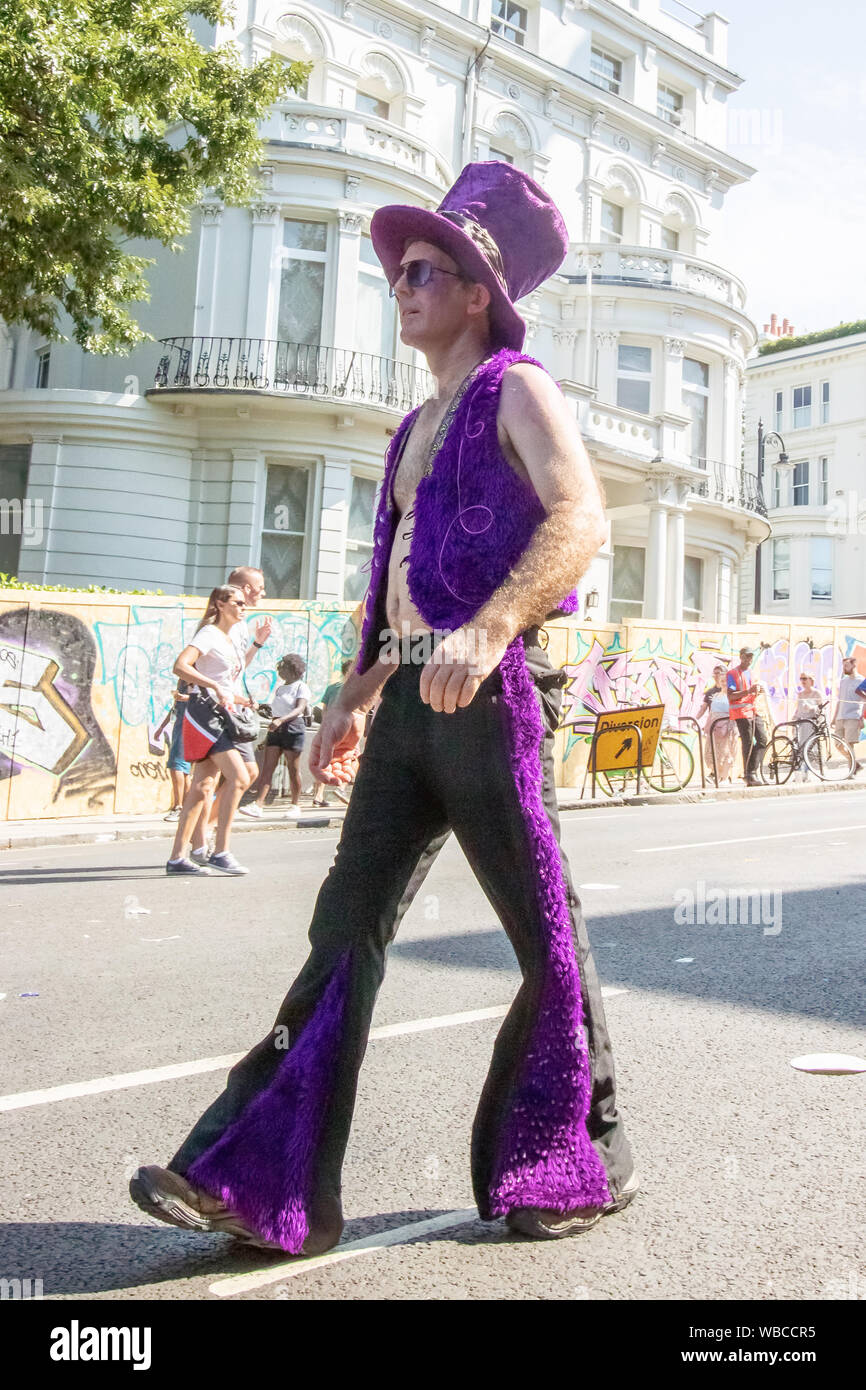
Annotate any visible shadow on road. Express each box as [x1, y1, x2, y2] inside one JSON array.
[[391, 877, 866, 1030]]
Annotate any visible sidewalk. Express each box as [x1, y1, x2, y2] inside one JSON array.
[[2, 777, 864, 850]]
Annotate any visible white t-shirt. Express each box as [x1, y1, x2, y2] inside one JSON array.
[[189, 624, 244, 700], [272, 680, 311, 732], [837, 674, 865, 720]]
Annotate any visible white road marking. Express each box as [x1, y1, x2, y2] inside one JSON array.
[[637, 823, 866, 854], [210, 1208, 480, 1297], [0, 991, 625, 1114], [579, 883, 619, 890]]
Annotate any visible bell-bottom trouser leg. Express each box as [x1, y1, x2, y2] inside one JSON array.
[[168, 640, 633, 1252]]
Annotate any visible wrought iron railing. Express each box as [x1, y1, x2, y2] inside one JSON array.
[[689, 461, 767, 518], [151, 337, 433, 412]]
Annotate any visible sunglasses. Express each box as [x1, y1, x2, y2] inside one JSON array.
[[388, 260, 465, 297]]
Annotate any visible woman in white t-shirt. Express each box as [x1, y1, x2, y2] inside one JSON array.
[[165, 584, 258, 876], [701, 663, 737, 783], [242, 654, 311, 821]]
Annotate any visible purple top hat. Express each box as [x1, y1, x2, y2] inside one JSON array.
[[370, 162, 569, 351]]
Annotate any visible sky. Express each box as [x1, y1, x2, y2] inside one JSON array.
[[705, 0, 866, 335]]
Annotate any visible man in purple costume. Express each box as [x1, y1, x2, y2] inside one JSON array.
[[130, 163, 637, 1254]]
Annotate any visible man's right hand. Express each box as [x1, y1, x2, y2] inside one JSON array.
[[310, 707, 365, 785]]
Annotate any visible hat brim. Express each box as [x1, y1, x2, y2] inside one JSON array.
[[370, 205, 526, 351]]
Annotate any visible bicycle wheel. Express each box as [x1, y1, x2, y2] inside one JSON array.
[[760, 733, 796, 785], [592, 768, 637, 798], [804, 732, 855, 782], [645, 734, 695, 792]]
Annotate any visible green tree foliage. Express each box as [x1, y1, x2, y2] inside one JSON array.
[[0, 1, 307, 352]]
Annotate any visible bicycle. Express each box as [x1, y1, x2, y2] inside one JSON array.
[[761, 700, 855, 785]]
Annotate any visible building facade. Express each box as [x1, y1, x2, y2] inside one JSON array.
[[746, 328, 866, 619], [0, 0, 765, 623]]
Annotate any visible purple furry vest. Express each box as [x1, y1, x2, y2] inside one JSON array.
[[356, 348, 578, 674]]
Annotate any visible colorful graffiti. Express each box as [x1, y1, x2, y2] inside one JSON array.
[[3, 593, 866, 819]]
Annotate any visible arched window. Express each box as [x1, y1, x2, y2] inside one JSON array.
[[660, 192, 697, 255], [600, 163, 642, 244], [355, 52, 405, 125], [275, 14, 326, 102], [488, 111, 533, 173]]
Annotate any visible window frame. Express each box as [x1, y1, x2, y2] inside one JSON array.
[[792, 460, 810, 506], [660, 224, 679, 251], [355, 89, 390, 121], [682, 553, 704, 623], [616, 342, 653, 416], [792, 383, 812, 429], [772, 538, 790, 602], [774, 389, 783, 432], [275, 217, 330, 347], [682, 356, 710, 468], [600, 198, 624, 245], [491, 0, 529, 48], [343, 472, 380, 603], [590, 46, 623, 97], [609, 543, 646, 621], [35, 347, 51, 389], [820, 379, 830, 424], [258, 459, 315, 600], [810, 536, 832, 602], [818, 456, 829, 506], [657, 82, 684, 126]]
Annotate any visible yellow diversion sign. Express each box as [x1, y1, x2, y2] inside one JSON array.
[[592, 705, 665, 772]]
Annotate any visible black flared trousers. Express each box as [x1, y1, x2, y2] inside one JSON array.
[[169, 633, 633, 1250]]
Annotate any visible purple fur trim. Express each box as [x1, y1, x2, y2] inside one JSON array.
[[487, 642, 611, 1216], [188, 954, 350, 1253]]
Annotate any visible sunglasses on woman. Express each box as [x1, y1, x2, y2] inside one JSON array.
[[388, 259, 465, 297]]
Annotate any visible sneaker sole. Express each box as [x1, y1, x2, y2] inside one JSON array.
[[129, 1169, 284, 1249], [506, 1176, 640, 1240], [208, 863, 249, 875]]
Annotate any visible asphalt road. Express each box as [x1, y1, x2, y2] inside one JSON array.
[[2, 792, 865, 1302]]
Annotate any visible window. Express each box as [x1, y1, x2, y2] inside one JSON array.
[[277, 219, 327, 346], [682, 357, 710, 466], [772, 539, 790, 602], [819, 456, 829, 505], [774, 390, 783, 432], [811, 537, 832, 600], [657, 83, 684, 125], [489, 146, 514, 165], [357, 235, 397, 361], [660, 225, 679, 251], [0, 443, 29, 577], [792, 460, 809, 506], [491, 0, 528, 46], [261, 463, 311, 599], [616, 344, 652, 414], [610, 544, 645, 621], [683, 555, 703, 622], [792, 384, 812, 428], [355, 90, 389, 120], [591, 48, 622, 96], [601, 199, 623, 244], [35, 348, 50, 389], [344, 476, 379, 601], [821, 380, 830, 424], [772, 466, 786, 509]]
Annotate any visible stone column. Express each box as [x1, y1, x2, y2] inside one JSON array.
[[333, 212, 364, 352], [225, 448, 263, 574], [245, 203, 281, 342], [666, 504, 686, 622], [193, 203, 224, 339], [644, 495, 668, 620], [594, 329, 619, 403], [717, 554, 733, 625]]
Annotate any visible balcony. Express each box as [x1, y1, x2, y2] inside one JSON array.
[[149, 338, 433, 414], [565, 245, 747, 312], [689, 461, 767, 518], [269, 103, 452, 195]]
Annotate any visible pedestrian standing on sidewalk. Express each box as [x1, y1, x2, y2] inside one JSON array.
[[132, 162, 636, 1254], [833, 655, 866, 772], [164, 683, 191, 820], [165, 585, 257, 876], [727, 646, 768, 786], [794, 673, 823, 781], [241, 654, 311, 821], [702, 663, 736, 784]]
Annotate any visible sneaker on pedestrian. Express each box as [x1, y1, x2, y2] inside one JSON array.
[[163, 806, 182, 821], [239, 803, 263, 818], [208, 850, 249, 875], [284, 804, 302, 820], [505, 1170, 640, 1240], [166, 856, 212, 876], [190, 845, 210, 865]]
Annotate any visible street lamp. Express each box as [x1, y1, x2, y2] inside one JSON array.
[[754, 418, 789, 613]]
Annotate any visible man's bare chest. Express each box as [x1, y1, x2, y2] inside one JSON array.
[[390, 402, 531, 518]]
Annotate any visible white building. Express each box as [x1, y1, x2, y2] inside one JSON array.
[[745, 325, 866, 618], [0, 0, 765, 623]]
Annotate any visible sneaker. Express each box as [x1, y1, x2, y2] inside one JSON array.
[[129, 1165, 283, 1250], [506, 1170, 640, 1240], [208, 851, 249, 875], [239, 803, 263, 818], [190, 846, 210, 865], [283, 805, 302, 821], [163, 807, 182, 821], [166, 856, 212, 876]]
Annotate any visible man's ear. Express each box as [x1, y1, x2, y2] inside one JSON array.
[[466, 281, 492, 318]]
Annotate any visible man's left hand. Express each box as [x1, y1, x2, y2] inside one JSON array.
[[419, 625, 509, 714], [253, 617, 273, 645]]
